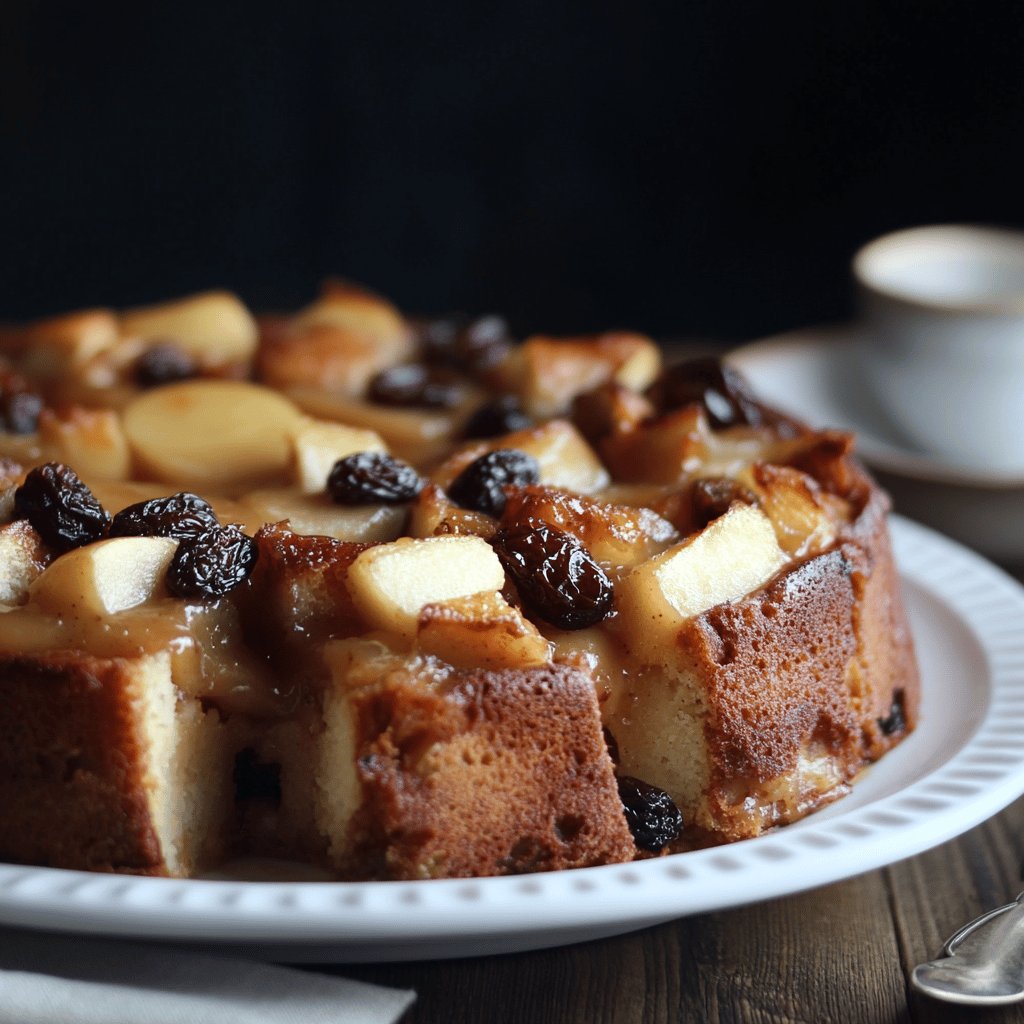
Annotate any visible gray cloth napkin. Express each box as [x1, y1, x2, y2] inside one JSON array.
[[0, 927, 414, 1024]]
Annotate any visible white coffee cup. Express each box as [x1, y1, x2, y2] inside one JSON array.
[[854, 224, 1024, 473]]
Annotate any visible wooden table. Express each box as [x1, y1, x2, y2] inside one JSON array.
[[338, 798, 1024, 1022], [334, 560, 1024, 1023]]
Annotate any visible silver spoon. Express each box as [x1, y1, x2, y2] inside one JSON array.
[[913, 892, 1024, 1005]]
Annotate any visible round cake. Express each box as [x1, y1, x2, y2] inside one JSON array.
[[0, 283, 919, 879]]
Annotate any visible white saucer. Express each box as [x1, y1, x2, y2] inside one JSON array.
[[729, 327, 1024, 563]]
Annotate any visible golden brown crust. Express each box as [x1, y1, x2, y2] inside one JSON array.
[[843, 483, 921, 759], [342, 662, 636, 879], [681, 549, 862, 839], [0, 652, 166, 874]]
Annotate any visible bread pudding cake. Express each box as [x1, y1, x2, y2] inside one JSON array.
[[0, 284, 919, 879]]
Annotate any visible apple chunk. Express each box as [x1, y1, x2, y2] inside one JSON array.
[[240, 488, 406, 543], [289, 418, 387, 494], [120, 291, 258, 368], [37, 407, 132, 482], [417, 592, 551, 670], [347, 535, 505, 639], [29, 537, 178, 616], [123, 380, 303, 491], [615, 504, 787, 664]]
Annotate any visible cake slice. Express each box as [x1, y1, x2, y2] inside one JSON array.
[[316, 647, 635, 879], [0, 651, 231, 875]]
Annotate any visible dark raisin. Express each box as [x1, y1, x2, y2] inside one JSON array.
[[691, 476, 758, 530], [1, 390, 43, 434], [419, 314, 514, 374], [491, 522, 613, 630], [463, 396, 533, 439], [166, 524, 258, 599], [617, 775, 683, 852], [415, 316, 463, 363], [327, 452, 423, 504], [458, 314, 513, 372], [13, 462, 110, 552], [878, 689, 907, 736], [448, 449, 539, 518], [109, 492, 220, 540], [0, 371, 44, 435], [648, 357, 764, 429], [135, 343, 199, 388], [367, 363, 464, 409]]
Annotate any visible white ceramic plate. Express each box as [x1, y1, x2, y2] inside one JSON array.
[[729, 329, 1024, 563], [0, 516, 1023, 963]]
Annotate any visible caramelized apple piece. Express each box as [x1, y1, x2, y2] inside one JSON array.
[[123, 380, 303, 491], [571, 381, 655, 445], [37, 407, 131, 481], [29, 536, 178, 616], [417, 591, 551, 670], [259, 281, 414, 397], [289, 418, 387, 494], [600, 405, 711, 484], [614, 504, 788, 664], [0, 520, 50, 604], [293, 279, 411, 343], [22, 309, 120, 380], [751, 462, 848, 558], [433, 420, 610, 495], [248, 523, 367, 642], [496, 332, 661, 418], [286, 387, 464, 464], [347, 535, 505, 639], [407, 482, 498, 540], [241, 488, 406, 543], [120, 291, 258, 369]]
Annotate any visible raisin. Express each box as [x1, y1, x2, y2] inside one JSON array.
[[1, 390, 43, 434], [166, 524, 258, 599], [648, 357, 764, 429], [327, 452, 423, 504], [448, 449, 539, 518], [419, 314, 513, 374], [109, 492, 220, 540], [463, 396, 532, 439], [691, 477, 758, 530], [491, 522, 613, 630], [13, 462, 110, 552], [135, 343, 198, 388], [458, 314, 513, 373], [878, 689, 906, 736], [416, 316, 462, 363], [617, 775, 683, 852], [367, 363, 464, 409], [0, 371, 43, 435]]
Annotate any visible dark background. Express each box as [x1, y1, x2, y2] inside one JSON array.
[[2, 2, 1023, 341]]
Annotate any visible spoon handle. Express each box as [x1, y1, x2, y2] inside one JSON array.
[[941, 894, 1024, 956], [912, 893, 1024, 1005]]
